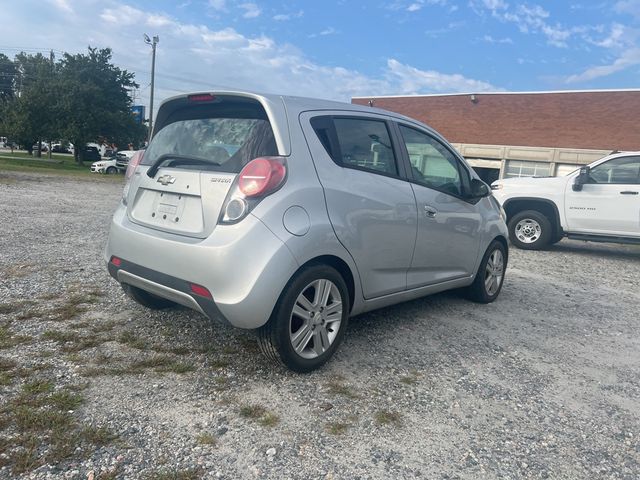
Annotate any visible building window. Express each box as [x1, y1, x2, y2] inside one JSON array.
[[555, 163, 580, 177], [505, 160, 551, 178]]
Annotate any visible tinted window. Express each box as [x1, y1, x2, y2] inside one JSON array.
[[142, 106, 277, 173], [589, 156, 640, 184], [399, 125, 463, 196], [313, 117, 398, 176]]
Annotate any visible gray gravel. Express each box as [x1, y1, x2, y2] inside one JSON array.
[[0, 170, 639, 479]]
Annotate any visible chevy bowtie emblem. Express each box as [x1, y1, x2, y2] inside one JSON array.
[[157, 174, 176, 186]]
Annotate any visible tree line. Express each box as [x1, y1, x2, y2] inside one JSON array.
[[0, 47, 147, 163]]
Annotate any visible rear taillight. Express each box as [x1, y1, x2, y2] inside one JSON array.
[[188, 93, 217, 103], [125, 150, 144, 180], [122, 150, 144, 206], [238, 158, 286, 197], [220, 156, 287, 224]]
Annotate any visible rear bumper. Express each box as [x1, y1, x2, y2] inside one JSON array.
[[105, 205, 299, 329], [107, 258, 225, 322]]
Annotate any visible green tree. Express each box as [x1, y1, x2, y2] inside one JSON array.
[[0, 53, 16, 102], [1, 52, 58, 156], [57, 47, 138, 163]]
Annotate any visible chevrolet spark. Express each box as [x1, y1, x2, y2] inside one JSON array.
[[105, 91, 508, 372]]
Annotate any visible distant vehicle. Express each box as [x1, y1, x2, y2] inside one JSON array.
[[51, 144, 72, 154], [115, 150, 137, 171], [91, 158, 119, 174], [105, 91, 508, 372], [83, 146, 101, 162], [492, 151, 640, 249], [32, 144, 48, 153]]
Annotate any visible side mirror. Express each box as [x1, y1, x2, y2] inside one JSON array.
[[469, 178, 490, 198], [572, 166, 590, 192]]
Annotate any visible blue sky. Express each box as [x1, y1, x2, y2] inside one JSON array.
[[1, 0, 639, 108]]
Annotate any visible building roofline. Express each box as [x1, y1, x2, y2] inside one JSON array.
[[352, 88, 640, 100]]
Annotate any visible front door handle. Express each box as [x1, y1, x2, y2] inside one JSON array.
[[424, 205, 438, 218], [620, 191, 639, 195]]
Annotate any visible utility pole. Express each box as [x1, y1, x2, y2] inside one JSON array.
[[144, 34, 159, 144]]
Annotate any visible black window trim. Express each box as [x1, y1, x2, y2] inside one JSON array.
[[310, 114, 408, 181], [393, 122, 474, 202], [587, 155, 640, 185]]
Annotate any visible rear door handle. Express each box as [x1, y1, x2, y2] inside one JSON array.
[[424, 205, 438, 218], [620, 191, 639, 195]]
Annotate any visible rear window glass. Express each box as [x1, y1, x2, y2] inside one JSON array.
[[142, 103, 278, 173]]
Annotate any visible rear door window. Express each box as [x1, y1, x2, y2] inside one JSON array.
[[142, 102, 278, 173], [311, 116, 398, 176]]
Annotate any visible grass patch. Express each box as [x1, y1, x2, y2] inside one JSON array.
[[0, 303, 21, 315], [0, 378, 118, 475], [196, 432, 217, 446], [0, 325, 31, 349], [1, 263, 35, 280], [239, 404, 280, 427], [118, 330, 148, 350], [399, 371, 421, 385], [326, 379, 359, 399], [81, 425, 118, 446], [374, 410, 402, 426], [80, 355, 195, 376], [326, 422, 351, 435]]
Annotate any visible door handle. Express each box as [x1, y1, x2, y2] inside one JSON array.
[[620, 191, 639, 195], [424, 205, 438, 218]]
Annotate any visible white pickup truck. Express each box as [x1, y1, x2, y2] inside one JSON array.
[[491, 151, 640, 249]]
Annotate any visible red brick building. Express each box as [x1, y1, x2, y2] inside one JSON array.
[[352, 90, 640, 182]]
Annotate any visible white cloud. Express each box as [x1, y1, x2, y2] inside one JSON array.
[[386, 59, 501, 93], [0, 0, 504, 116], [565, 47, 640, 83], [239, 3, 261, 18], [208, 0, 226, 10], [483, 34, 513, 44], [615, 0, 640, 18], [49, 0, 73, 13], [407, 3, 423, 12], [273, 10, 303, 21]]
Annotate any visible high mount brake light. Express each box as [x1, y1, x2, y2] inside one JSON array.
[[188, 93, 217, 103], [238, 157, 286, 198]]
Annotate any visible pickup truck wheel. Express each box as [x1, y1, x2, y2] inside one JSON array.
[[508, 210, 552, 250], [257, 265, 349, 373], [106, 166, 117, 174]]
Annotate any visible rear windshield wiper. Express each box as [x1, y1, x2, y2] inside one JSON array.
[[146, 154, 222, 178]]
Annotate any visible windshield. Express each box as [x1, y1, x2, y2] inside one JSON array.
[[142, 115, 278, 173]]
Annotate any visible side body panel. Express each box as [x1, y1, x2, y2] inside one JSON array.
[[298, 110, 418, 300]]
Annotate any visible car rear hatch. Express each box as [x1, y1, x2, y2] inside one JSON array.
[[125, 93, 287, 239]]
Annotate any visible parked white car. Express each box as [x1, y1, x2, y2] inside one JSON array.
[[492, 151, 640, 249], [90, 158, 119, 174]]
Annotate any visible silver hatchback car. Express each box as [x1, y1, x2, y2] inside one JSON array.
[[105, 91, 508, 372]]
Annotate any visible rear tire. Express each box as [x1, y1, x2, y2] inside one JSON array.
[[121, 284, 176, 309], [106, 166, 117, 174], [466, 240, 507, 303], [508, 210, 552, 250], [258, 265, 349, 373]]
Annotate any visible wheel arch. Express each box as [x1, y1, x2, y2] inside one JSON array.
[[503, 198, 563, 237]]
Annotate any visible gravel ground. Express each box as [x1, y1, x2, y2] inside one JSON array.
[[0, 170, 638, 479]]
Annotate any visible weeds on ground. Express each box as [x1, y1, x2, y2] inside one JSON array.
[[239, 403, 280, 427], [326, 378, 359, 399], [326, 422, 351, 435], [374, 410, 402, 426], [195, 432, 217, 446], [143, 467, 202, 480], [0, 376, 118, 474]]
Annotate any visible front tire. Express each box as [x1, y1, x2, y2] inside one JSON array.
[[508, 210, 552, 250], [466, 240, 507, 303], [258, 265, 349, 373]]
